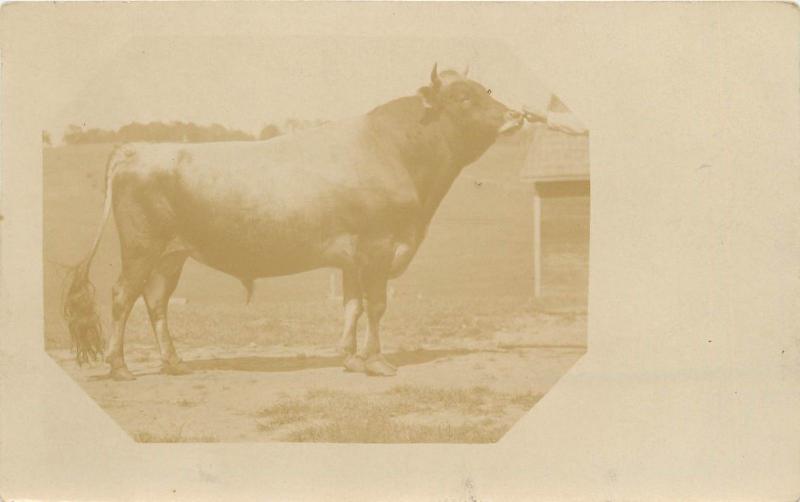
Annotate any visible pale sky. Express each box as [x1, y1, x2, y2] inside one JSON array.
[[48, 36, 556, 139]]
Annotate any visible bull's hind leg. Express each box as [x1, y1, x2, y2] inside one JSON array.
[[338, 269, 366, 372], [142, 251, 191, 375], [106, 252, 162, 381]]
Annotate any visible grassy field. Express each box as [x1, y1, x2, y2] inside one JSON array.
[[43, 137, 589, 443]]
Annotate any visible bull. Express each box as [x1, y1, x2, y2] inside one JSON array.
[[63, 64, 525, 380]]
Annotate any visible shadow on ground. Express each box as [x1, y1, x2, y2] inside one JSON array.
[[184, 348, 482, 373], [85, 343, 588, 381]]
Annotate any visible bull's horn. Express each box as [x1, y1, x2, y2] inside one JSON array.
[[430, 63, 441, 89]]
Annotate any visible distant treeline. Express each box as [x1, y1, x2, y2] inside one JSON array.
[[46, 119, 329, 146]]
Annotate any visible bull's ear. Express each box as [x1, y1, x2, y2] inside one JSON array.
[[417, 85, 438, 109]]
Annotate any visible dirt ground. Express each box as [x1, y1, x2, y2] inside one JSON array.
[[50, 309, 585, 443], [43, 140, 589, 443]]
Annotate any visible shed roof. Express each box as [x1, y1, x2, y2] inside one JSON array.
[[519, 93, 589, 182], [519, 123, 589, 183]]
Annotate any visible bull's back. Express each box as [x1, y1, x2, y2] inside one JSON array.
[[111, 122, 421, 278]]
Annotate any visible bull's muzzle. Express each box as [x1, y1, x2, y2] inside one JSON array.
[[498, 109, 525, 135]]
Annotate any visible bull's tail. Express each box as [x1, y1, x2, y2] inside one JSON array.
[[62, 146, 121, 364]]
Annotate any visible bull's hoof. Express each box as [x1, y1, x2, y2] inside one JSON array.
[[161, 360, 192, 376], [109, 365, 136, 381], [365, 355, 397, 377], [343, 355, 366, 373]]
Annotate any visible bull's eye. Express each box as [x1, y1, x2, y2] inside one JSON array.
[[487, 89, 492, 95]]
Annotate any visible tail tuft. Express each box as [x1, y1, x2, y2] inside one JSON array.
[[62, 258, 104, 365], [61, 145, 120, 365]]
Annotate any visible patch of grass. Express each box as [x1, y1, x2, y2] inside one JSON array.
[[385, 385, 494, 414], [253, 384, 538, 443], [304, 388, 338, 400], [257, 399, 314, 427], [288, 419, 505, 444]]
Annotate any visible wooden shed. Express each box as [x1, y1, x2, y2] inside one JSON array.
[[519, 100, 590, 297]]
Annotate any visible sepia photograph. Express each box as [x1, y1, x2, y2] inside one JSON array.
[[43, 36, 589, 443], [3, 3, 798, 501]]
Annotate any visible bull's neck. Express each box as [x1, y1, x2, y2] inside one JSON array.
[[365, 96, 494, 229]]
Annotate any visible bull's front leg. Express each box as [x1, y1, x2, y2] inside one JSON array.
[[360, 270, 397, 377], [338, 269, 366, 372]]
